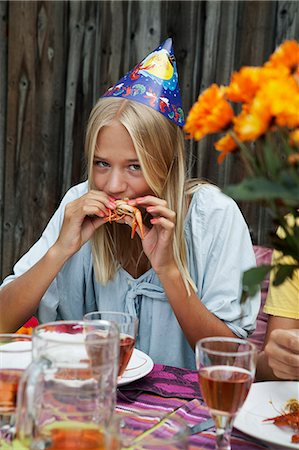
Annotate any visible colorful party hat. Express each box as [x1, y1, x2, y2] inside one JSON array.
[[102, 38, 185, 127]]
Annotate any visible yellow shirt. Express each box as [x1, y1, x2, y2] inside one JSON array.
[[264, 252, 299, 319], [264, 216, 299, 319]]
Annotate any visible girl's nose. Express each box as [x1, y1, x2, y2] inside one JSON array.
[[106, 169, 126, 196]]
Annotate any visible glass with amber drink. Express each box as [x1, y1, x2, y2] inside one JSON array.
[[16, 320, 119, 450], [0, 334, 32, 446], [84, 312, 138, 379], [196, 337, 257, 450]]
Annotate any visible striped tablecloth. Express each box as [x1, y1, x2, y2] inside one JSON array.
[[117, 364, 269, 450]]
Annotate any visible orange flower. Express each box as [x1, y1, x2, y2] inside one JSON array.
[[266, 40, 299, 73], [214, 133, 238, 163], [226, 67, 264, 103], [233, 100, 272, 142], [226, 65, 290, 104], [289, 129, 299, 147], [233, 76, 299, 140], [184, 84, 234, 140], [262, 77, 299, 128]]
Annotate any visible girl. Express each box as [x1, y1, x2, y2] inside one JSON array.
[[0, 40, 260, 369]]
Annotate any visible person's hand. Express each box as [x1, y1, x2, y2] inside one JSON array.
[[54, 190, 115, 258], [265, 329, 299, 380], [127, 196, 177, 274]]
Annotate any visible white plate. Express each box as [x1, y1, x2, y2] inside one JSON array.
[[118, 348, 154, 386], [234, 381, 299, 449], [0, 340, 32, 369]]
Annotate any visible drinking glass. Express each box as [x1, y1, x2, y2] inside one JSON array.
[[114, 409, 189, 449], [16, 320, 119, 450], [195, 337, 257, 450], [84, 312, 138, 379], [0, 334, 32, 446]]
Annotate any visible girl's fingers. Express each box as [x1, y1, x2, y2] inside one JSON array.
[[66, 203, 107, 220], [129, 197, 176, 223], [129, 195, 167, 208], [147, 205, 176, 223], [66, 193, 116, 220], [150, 217, 175, 232], [86, 192, 116, 210]]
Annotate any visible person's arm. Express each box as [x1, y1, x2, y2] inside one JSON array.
[[157, 265, 235, 349], [0, 246, 70, 332], [0, 189, 114, 333], [256, 316, 299, 380]]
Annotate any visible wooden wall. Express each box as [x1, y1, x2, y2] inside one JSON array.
[[1, 0, 298, 281]]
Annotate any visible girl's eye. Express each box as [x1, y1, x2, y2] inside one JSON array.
[[129, 164, 141, 172], [94, 160, 110, 168]]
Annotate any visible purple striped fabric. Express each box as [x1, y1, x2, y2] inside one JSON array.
[[117, 365, 268, 449], [119, 364, 201, 399]]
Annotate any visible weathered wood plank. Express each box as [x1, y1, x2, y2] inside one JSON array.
[[32, 1, 67, 226], [0, 1, 8, 279], [62, 1, 87, 193], [4, 1, 38, 278], [3, 1, 68, 279], [276, 1, 299, 43]]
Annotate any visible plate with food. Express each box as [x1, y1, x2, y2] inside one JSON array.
[[234, 381, 299, 449]]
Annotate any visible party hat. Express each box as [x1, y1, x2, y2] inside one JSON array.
[[102, 38, 184, 127]]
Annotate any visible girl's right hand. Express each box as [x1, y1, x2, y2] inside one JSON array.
[[53, 190, 115, 258]]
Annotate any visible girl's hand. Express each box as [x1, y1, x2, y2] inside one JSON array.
[[54, 190, 115, 258], [127, 196, 177, 274]]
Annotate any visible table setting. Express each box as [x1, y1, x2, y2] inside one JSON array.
[[0, 318, 298, 450]]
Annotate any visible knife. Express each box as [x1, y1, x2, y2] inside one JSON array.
[[187, 418, 214, 435]]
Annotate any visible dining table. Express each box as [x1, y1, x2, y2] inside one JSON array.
[[117, 363, 272, 450], [6, 321, 286, 450]]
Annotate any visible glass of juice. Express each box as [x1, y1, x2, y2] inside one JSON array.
[[195, 337, 257, 450], [84, 311, 138, 379], [0, 334, 32, 446]]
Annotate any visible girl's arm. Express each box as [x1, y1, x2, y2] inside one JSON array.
[[157, 264, 235, 349], [0, 245, 70, 332], [0, 189, 114, 332]]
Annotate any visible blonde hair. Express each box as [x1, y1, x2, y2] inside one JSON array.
[[85, 97, 197, 293]]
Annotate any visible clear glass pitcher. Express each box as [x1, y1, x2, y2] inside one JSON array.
[[16, 320, 119, 450]]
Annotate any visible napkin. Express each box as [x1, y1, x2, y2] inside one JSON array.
[[118, 364, 201, 400], [16, 316, 39, 335]]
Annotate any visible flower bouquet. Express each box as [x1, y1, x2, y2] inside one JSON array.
[[185, 40, 299, 298]]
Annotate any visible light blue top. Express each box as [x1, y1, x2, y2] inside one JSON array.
[[1, 181, 260, 369]]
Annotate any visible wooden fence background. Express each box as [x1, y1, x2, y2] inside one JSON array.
[[0, 0, 298, 281]]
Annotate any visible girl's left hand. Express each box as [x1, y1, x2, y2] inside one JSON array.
[[127, 196, 177, 274]]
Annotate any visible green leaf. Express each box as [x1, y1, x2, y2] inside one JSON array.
[[262, 139, 282, 177], [272, 264, 298, 286], [241, 265, 272, 301], [224, 178, 299, 205]]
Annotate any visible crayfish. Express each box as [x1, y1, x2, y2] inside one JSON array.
[[263, 399, 299, 443], [104, 199, 144, 239]]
